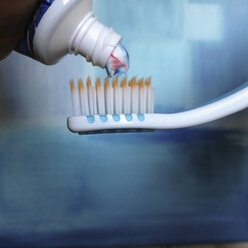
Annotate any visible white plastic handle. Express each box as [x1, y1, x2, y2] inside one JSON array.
[[147, 82, 248, 129]]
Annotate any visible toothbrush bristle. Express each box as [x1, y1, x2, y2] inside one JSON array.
[[69, 76, 155, 116], [96, 78, 101, 88], [129, 77, 136, 87], [121, 77, 127, 87], [104, 77, 110, 89], [70, 79, 75, 92], [113, 76, 118, 88], [138, 78, 144, 88], [87, 77, 92, 88], [145, 76, 151, 87], [78, 78, 83, 91]]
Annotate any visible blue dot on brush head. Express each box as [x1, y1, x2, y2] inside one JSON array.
[[100, 115, 108, 123], [112, 114, 120, 122], [87, 116, 95, 123], [137, 114, 145, 121], [125, 114, 133, 122]]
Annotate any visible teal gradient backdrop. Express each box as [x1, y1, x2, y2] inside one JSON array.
[[0, 0, 248, 247]]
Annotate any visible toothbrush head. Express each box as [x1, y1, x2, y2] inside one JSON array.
[[68, 76, 155, 135]]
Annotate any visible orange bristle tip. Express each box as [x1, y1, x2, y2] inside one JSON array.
[[96, 78, 101, 88], [113, 76, 119, 87], [78, 79, 84, 90], [87, 77, 92, 88], [70, 80, 75, 91], [121, 77, 127, 87]]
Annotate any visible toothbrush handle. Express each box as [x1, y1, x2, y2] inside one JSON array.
[[150, 82, 248, 129]]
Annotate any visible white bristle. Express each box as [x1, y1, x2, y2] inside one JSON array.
[[113, 77, 118, 114], [113, 77, 123, 114], [70, 76, 154, 116], [146, 77, 152, 113], [92, 87, 97, 115], [96, 78, 105, 115], [104, 77, 114, 114], [121, 77, 131, 114], [138, 78, 146, 114], [70, 80, 81, 116], [78, 79, 89, 116], [130, 78, 139, 114], [151, 87, 155, 113], [147, 89, 151, 113], [86, 78, 93, 115]]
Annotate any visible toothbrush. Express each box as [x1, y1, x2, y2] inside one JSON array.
[[68, 77, 248, 134]]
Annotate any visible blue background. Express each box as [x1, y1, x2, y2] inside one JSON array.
[[0, 0, 248, 247]]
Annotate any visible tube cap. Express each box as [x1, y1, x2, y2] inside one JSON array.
[[72, 13, 122, 68]]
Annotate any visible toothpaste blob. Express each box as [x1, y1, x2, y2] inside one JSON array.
[[105, 43, 129, 77]]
